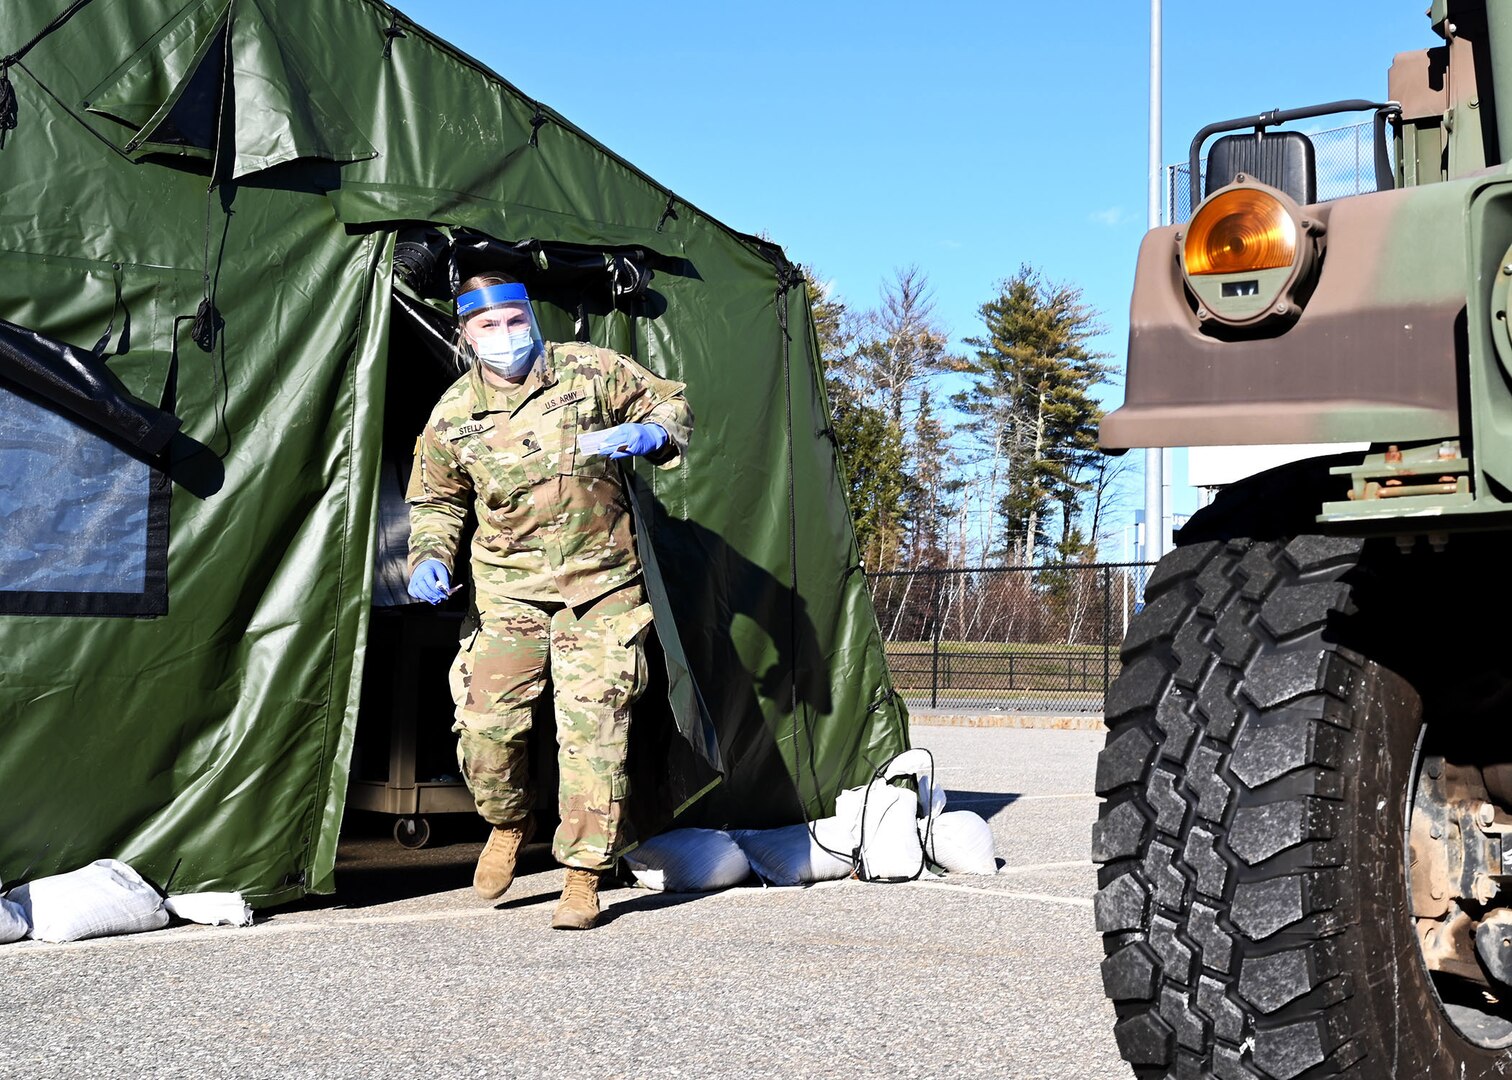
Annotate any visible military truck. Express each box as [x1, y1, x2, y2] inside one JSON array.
[[1094, 3, 1512, 1077]]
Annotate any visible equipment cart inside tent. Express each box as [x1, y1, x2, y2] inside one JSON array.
[[347, 608, 474, 849]]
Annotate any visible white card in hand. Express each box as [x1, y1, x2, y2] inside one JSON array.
[[576, 429, 626, 457]]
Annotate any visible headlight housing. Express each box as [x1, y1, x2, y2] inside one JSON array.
[[1180, 176, 1321, 331]]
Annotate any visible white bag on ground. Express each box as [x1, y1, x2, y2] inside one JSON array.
[[0, 881, 27, 944], [165, 892, 254, 927], [923, 810, 998, 875], [839, 748, 939, 881], [730, 822, 854, 886], [10, 859, 169, 943], [811, 814, 858, 865], [623, 829, 752, 892]]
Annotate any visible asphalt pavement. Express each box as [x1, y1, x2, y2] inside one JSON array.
[[0, 725, 1130, 1080]]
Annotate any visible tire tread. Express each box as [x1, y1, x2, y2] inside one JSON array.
[[1094, 537, 1368, 1079]]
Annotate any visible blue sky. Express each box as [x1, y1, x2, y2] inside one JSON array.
[[400, 0, 1437, 527]]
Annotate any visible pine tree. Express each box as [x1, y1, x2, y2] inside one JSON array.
[[955, 265, 1112, 565], [808, 267, 962, 573], [907, 387, 951, 569]]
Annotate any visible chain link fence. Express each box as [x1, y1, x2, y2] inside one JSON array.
[[867, 563, 1158, 715], [1166, 118, 1387, 224]]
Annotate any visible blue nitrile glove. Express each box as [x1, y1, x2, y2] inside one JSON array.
[[604, 422, 669, 460], [408, 559, 451, 605]]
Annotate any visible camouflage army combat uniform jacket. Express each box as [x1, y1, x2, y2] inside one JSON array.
[[406, 342, 692, 606]]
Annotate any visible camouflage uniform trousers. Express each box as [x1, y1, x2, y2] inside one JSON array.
[[448, 578, 653, 870]]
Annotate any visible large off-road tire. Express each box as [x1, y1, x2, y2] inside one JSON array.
[[1094, 535, 1512, 1079]]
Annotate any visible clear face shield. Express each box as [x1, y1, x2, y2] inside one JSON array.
[[456, 282, 544, 379]]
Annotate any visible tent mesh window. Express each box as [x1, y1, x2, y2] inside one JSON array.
[[0, 384, 169, 616]]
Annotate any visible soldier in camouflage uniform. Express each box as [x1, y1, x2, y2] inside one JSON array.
[[406, 273, 692, 930]]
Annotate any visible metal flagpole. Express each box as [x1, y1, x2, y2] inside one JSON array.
[[1142, 0, 1164, 568]]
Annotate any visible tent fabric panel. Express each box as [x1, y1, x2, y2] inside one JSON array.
[[0, 173, 387, 902], [0, 59, 218, 272], [603, 232, 909, 828], [322, 0, 693, 243], [225, 0, 378, 178], [81, 0, 229, 140]]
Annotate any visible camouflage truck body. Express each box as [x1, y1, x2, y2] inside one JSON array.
[[1093, 4, 1512, 1078]]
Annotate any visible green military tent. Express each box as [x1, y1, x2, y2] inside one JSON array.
[[0, 0, 909, 904]]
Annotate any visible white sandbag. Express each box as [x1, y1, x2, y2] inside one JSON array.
[[923, 811, 998, 875], [854, 780, 925, 880], [812, 814, 858, 863], [165, 892, 254, 927], [10, 859, 168, 943], [730, 822, 854, 886], [872, 747, 945, 817], [916, 764, 947, 819], [849, 748, 941, 881], [0, 888, 27, 944], [623, 828, 752, 893]]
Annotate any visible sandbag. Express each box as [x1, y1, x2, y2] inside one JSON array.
[[623, 828, 752, 893], [923, 810, 998, 875], [811, 814, 858, 865], [730, 822, 854, 886], [9, 859, 168, 943], [0, 883, 26, 944], [830, 748, 939, 881], [859, 785, 924, 880], [165, 892, 254, 927]]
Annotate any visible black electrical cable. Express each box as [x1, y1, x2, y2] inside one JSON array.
[[852, 747, 936, 883], [192, 190, 219, 353]]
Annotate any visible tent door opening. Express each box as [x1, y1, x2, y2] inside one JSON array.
[[347, 231, 702, 851]]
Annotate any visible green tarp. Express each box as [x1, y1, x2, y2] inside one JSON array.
[[0, 0, 908, 904]]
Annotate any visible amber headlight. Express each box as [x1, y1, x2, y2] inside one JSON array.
[[1179, 176, 1320, 330]]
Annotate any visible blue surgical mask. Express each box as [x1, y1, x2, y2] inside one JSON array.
[[475, 329, 537, 379]]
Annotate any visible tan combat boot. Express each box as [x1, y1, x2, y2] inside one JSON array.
[[550, 867, 602, 930], [473, 817, 535, 899]]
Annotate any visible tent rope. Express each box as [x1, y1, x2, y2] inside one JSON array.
[[656, 197, 679, 233], [777, 262, 845, 861], [191, 189, 220, 353], [529, 102, 549, 147], [381, 9, 406, 60], [0, 0, 101, 150], [776, 265, 806, 818]]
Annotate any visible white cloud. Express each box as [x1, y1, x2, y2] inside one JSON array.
[[1089, 206, 1128, 227]]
